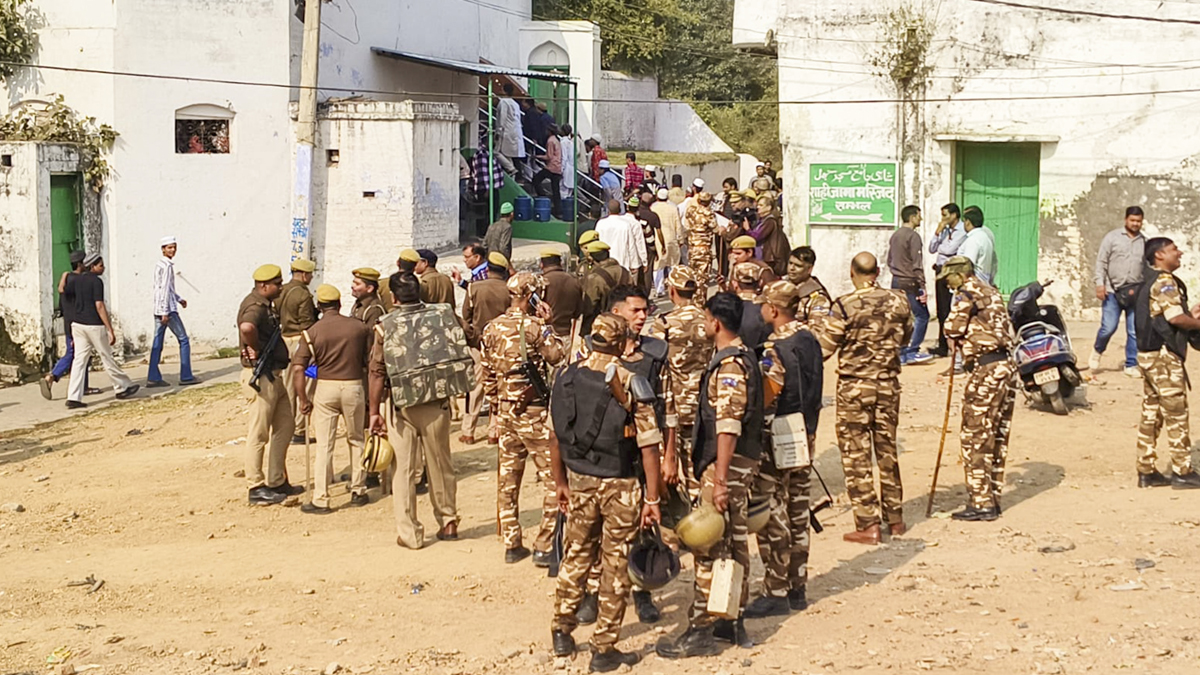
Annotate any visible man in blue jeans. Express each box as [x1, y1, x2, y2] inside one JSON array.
[[147, 236, 200, 387], [887, 205, 933, 365], [1091, 207, 1146, 377], [41, 250, 96, 399]]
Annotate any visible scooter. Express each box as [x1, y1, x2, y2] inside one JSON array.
[[1007, 281, 1082, 415]]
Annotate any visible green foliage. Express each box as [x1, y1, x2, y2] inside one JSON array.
[[0, 96, 119, 191], [870, 6, 933, 91], [534, 0, 779, 161], [0, 0, 37, 80]]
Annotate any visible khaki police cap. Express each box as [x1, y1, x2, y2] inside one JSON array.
[[540, 247, 563, 259], [755, 279, 800, 308], [399, 248, 420, 263], [590, 313, 629, 353], [665, 265, 698, 290], [353, 267, 381, 282], [583, 240, 610, 254], [290, 258, 316, 273], [506, 271, 543, 296], [731, 235, 757, 250], [936, 255, 974, 280], [315, 284, 341, 303], [578, 229, 599, 247], [253, 264, 283, 282], [732, 261, 765, 286], [487, 251, 510, 268]]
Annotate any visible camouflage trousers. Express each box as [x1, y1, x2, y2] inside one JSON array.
[[690, 454, 756, 628], [688, 238, 714, 286], [553, 473, 642, 652], [676, 426, 702, 500], [960, 360, 1018, 509], [496, 403, 558, 552], [1136, 349, 1192, 475], [752, 455, 811, 596], [835, 376, 903, 530]]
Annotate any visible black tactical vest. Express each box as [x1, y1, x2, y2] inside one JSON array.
[[1136, 272, 1193, 362], [739, 299, 771, 357], [772, 329, 824, 432], [551, 363, 637, 478], [692, 345, 765, 479], [621, 336, 668, 427]]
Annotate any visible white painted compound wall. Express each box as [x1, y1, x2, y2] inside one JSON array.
[[598, 72, 734, 154]]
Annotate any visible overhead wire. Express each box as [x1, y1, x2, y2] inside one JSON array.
[[968, 0, 1200, 25]]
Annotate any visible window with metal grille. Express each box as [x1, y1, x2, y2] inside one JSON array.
[[175, 104, 234, 154]]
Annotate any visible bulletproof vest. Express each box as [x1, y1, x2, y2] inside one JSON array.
[[622, 336, 668, 427], [739, 299, 771, 357], [551, 363, 637, 478], [692, 346, 765, 479], [773, 329, 824, 433], [379, 303, 475, 409], [1136, 272, 1190, 362]]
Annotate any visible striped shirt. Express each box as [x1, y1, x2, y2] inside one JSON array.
[[153, 256, 182, 316]]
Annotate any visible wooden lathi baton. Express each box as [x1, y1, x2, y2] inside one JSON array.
[[926, 348, 958, 518]]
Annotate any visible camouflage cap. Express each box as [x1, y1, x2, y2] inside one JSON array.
[[253, 264, 282, 282], [936, 255, 974, 280], [731, 235, 757, 250], [590, 313, 628, 354], [506, 271, 544, 297], [315, 284, 340, 303], [290, 258, 316, 273], [697, 191, 713, 205], [754, 279, 799, 309], [665, 265, 698, 290], [732, 261, 765, 286]]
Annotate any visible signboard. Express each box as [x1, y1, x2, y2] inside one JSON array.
[[808, 163, 898, 226]]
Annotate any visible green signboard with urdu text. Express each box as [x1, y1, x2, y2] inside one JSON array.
[[808, 163, 898, 226]]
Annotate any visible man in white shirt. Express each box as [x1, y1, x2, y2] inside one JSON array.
[[928, 203, 967, 356], [957, 206, 997, 286], [147, 236, 199, 387], [596, 198, 647, 281]]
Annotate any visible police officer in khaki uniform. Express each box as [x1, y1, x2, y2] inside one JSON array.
[[380, 250, 420, 311], [539, 249, 583, 339], [576, 230, 600, 280], [293, 284, 373, 514], [237, 265, 299, 505], [480, 272, 566, 564], [279, 259, 317, 443], [817, 253, 913, 545], [581, 241, 631, 335], [416, 249, 456, 307], [351, 268, 387, 326], [461, 252, 512, 443], [549, 313, 663, 673]]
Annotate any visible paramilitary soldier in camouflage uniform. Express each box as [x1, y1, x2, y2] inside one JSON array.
[[1133, 237, 1200, 489], [481, 272, 567, 564], [573, 285, 669, 626], [787, 246, 833, 335], [940, 256, 1020, 521], [817, 252, 913, 545], [549, 313, 663, 673], [745, 280, 823, 618], [658, 292, 764, 659], [649, 266, 714, 499], [278, 259, 317, 444], [730, 262, 772, 356], [580, 241, 631, 336], [685, 193, 717, 286], [369, 273, 471, 548]]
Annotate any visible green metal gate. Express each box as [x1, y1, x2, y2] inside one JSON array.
[[527, 65, 571, 129], [50, 174, 82, 304], [954, 142, 1041, 295]]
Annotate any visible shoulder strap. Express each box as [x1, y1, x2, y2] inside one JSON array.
[[593, 264, 617, 289]]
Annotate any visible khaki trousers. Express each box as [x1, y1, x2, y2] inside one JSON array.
[[240, 367, 294, 489], [461, 347, 486, 437], [282, 335, 315, 436], [67, 324, 135, 402], [311, 379, 367, 508], [388, 399, 454, 548]]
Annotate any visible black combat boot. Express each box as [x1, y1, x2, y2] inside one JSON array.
[[1139, 470, 1171, 488], [632, 590, 660, 623], [744, 595, 791, 618], [1171, 471, 1200, 489], [588, 648, 640, 672], [787, 587, 808, 611], [551, 629, 575, 657], [713, 617, 753, 648], [655, 626, 721, 659], [575, 593, 598, 625], [951, 505, 999, 521]]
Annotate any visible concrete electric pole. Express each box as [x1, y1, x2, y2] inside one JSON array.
[[290, 0, 322, 263]]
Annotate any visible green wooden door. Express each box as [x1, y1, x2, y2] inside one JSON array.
[[954, 142, 1040, 294], [50, 174, 82, 304], [527, 66, 571, 131]]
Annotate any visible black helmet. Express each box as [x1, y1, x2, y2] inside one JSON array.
[[627, 525, 680, 591]]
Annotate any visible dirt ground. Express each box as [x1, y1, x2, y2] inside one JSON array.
[[4, 348, 1200, 675]]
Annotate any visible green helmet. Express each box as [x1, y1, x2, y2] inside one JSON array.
[[675, 502, 726, 552], [747, 495, 773, 534]]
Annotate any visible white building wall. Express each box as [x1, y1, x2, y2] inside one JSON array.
[[766, 0, 1200, 313], [0, 144, 50, 366], [518, 21, 601, 141], [598, 72, 734, 154]]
